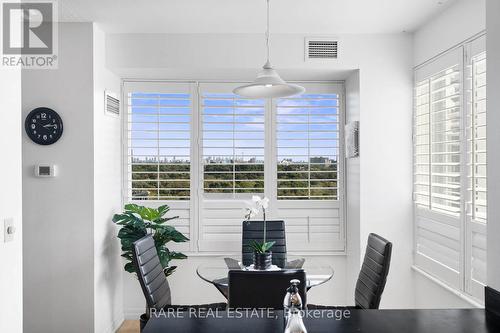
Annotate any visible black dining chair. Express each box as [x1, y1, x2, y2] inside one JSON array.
[[228, 269, 307, 309], [132, 235, 226, 329], [242, 220, 287, 268], [216, 220, 302, 299], [309, 233, 392, 309]]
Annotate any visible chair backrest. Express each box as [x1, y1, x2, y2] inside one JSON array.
[[355, 233, 392, 309], [132, 234, 171, 310], [228, 269, 306, 309], [242, 220, 287, 268]]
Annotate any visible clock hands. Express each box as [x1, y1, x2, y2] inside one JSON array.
[[43, 124, 57, 128]]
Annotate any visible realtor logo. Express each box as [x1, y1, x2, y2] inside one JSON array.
[[1, 1, 58, 68]]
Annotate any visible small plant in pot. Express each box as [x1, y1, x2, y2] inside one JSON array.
[[245, 196, 275, 270]]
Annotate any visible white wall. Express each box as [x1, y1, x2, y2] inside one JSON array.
[[0, 67, 23, 332], [356, 35, 414, 308], [486, 0, 500, 291], [414, 0, 486, 65], [23, 23, 124, 333], [411, 0, 486, 308], [22, 23, 95, 333], [345, 70, 361, 305], [93, 25, 123, 333], [107, 32, 414, 313]]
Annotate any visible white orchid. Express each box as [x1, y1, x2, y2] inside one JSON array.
[[244, 206, 259, 221], [252, 195, 269, 209], [244, 195, 273, 253], [245, 195, 270, 221]]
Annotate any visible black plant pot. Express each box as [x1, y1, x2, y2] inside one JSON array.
[[139, 313, 148, 332], [254, 251, 272, 270]]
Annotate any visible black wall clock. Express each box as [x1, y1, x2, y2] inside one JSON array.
[[25, 107, 64, 145]]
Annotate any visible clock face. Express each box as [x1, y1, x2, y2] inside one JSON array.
[[25, 107, 63, 145]]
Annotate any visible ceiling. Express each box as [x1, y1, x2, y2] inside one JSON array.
[[59, 0, 456, 34]]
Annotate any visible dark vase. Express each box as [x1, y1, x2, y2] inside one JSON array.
[[254, 251, 272, 270]]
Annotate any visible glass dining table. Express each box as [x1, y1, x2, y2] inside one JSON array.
[[196, 256, 334, 297]]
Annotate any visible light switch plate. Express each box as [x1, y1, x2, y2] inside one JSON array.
[[4, 218, 15, 243]]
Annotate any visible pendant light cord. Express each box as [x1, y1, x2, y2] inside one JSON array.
[[265, 0, 271, 68]]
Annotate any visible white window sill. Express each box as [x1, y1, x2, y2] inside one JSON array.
[[183, 251, 347, 257], [412, 265, 484, 308]]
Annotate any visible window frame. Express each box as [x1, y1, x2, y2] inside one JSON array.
[[412, 33, 487, 301]]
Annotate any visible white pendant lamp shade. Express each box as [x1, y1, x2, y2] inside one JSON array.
[[233, 0, 305, 99], [233, 62, 305, 99]]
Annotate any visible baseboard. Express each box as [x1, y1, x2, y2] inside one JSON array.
[[124, 307, 145, 320], [485, 286, 500, 327], [111, 316, 125, 333], [100, 315, 125, 333]]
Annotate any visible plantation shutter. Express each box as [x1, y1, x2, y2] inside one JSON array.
[[274, 83, 345, 252], [196, 82, 345, 253], [123, 81, 346, 254], [414, 48, 463, 289], [197, 83, 267, 251], [465, 35, 487, 299], [123, 81, 195, 252]]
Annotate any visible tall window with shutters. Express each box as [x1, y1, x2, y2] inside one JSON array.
[[123, 81, 346, 254], [465, 50, 487, 298], [413, 35, 487, 300]]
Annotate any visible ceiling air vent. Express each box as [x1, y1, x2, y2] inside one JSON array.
[[104, 90, 120, 117], [306, 38, 338, 60]]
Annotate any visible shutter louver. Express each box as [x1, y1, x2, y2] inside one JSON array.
[[275, 84, 345, 252], [276, 93, 340, 200], [198, 83, 266, 252], [414, 48, 463, 289], [126, 92, 191, 201], [201, 92, 265, 196], [465, 50, 487, 298], [123, 82, 194, 252], [429, 65, 462, 216]]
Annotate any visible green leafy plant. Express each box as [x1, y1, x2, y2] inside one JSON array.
[[249, 240, 275, 254], [113, 204, 188, 277]]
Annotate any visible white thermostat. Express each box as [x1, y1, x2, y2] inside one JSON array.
[[35, 164, 57, 177]]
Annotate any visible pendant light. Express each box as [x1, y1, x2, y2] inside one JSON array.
[[233, 0, 305, 99]]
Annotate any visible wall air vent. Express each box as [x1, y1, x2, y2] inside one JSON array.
[[306, 38, 338, 60], [104, 90, 120, 117]]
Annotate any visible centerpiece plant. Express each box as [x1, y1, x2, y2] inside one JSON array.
[[113, 204, 189, 277], [245, 196, 275, 269]]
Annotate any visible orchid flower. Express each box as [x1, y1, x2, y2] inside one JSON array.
[[244, 195, 272, 249]]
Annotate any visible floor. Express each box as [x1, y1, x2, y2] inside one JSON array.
[[117, 320, 140, 333]]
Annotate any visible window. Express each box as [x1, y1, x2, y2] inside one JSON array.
[[201, 93, 265, 196], [126, 89, 192, 201], [414, 65, 461, 215], [124, 81, 345, 254], [467, 52, 487, 223], [465, 50, 487, 298], [413, 35, 487, 300], [276, 94, 340, 200]]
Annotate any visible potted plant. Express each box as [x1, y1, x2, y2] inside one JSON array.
[[113, 204, 189, 329], [245, 196, 275, 270]]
